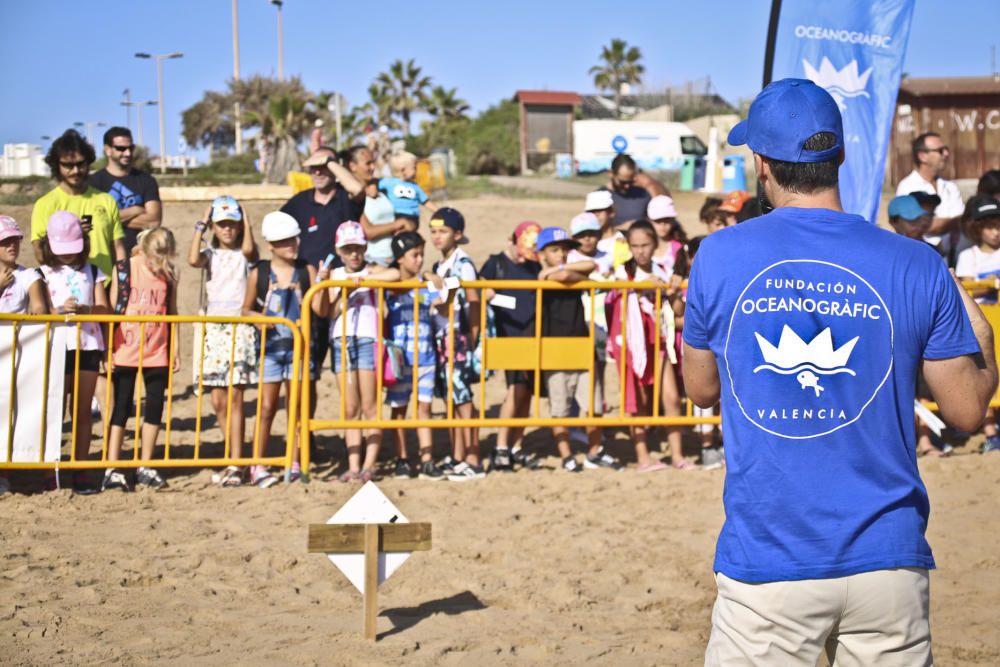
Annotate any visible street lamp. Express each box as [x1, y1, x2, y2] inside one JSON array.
[[135, 51, 183, 174], [270, 0, 284, 81], [232, 0, 243, 153], [120, 100, 158, 148], [74, 121, 107, 147]]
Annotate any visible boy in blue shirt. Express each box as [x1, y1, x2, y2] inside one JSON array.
[[684, 79, 996, 665], [379, 152, 437, 228]]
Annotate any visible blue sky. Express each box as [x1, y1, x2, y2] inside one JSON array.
[[1, 0, 997, 157]]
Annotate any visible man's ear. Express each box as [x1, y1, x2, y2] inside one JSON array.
[[753, 153, 769, 185]]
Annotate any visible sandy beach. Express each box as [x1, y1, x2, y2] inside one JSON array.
[[2, 191, 998, 665]]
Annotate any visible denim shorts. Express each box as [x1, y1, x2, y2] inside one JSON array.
[[386, 363, 435, 407], [331, 337, 376, 373], [262, 345, 319, 383]]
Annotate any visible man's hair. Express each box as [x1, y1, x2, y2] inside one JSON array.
[[44, 129, 96, 179], [977, 169, 1000, 197], [611, 153, 636, 174], [763, 132, 840, 195], [103, 126, 132, 147], [911, 132, 941, 165]]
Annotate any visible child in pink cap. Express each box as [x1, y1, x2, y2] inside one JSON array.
[[0, 215, 48, 315], [38, 210, 111, 493]]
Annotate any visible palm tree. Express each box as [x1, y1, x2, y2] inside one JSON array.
[[181, 90, 235, 152], [589, 38, 645, 119], [424, 85, 469, 123], [375, 59, 432, 136]]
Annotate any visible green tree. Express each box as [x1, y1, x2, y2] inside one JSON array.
[[375, 59, 432, 137], [424, 85, 469, 123], [589, 38, 645, 119], [456, 99, 519, 175], [181, 91, 235, 153]]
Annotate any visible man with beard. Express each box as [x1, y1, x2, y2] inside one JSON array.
[[89, 127, 161, 253]]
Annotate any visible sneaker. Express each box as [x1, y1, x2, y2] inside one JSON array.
[[436, 456, 457, 474], [418, 460, 446, 481], [983, 435, 1000, 454], [251, 465, 279, 488], [447, 461, 486, 482], [584, 448, 625, 471], [490, 448, 513, 472], [511, 448, 542, 470], [701, 445, 725, 471], [394, 459, 415, 479], [102, 468, 132, 492], [0, 477, 10, 495], [562, 456, 583, 473], [90, 397, 101, 419], [72, 471, 101, 495], [136, 467, 167, 490]]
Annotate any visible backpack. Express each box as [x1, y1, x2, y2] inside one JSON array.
[[253, 259, 311, 312]]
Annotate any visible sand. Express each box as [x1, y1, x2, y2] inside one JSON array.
[[1, 191, 998, 665]]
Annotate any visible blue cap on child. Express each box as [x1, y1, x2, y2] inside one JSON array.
[[536, 227, 579, 252]]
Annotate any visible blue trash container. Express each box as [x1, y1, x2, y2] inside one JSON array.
[[723, 155, 747, 192], [693, 157, 707, 190]]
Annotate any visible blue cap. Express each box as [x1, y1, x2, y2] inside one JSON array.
[[536, 226, 579, 252], [887, 195, 927, 221], [728, 78, 843, 163], [210, 195, 242, 222]]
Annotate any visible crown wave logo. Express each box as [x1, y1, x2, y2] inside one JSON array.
[[802, 57, 873, 110], [754, 325, 858, 376]]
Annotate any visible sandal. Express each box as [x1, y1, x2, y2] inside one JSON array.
[[250, 465, 279, 489], [219, 466, 243, 487], [672, 458, 699, 470], [637, 460, 669, 472], [360, 469, 377, 483], [338, 470, 361, 483]]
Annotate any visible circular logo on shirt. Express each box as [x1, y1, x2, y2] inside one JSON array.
[[723, 259, 894, 439], [611, 135, 628, 153]]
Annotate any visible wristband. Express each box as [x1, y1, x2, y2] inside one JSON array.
[[195, 220, 208, 232]]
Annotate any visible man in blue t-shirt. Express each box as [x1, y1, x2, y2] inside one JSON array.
[[683, 78, 998, 666]]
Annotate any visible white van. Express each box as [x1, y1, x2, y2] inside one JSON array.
[[573, 120, 707, 173]]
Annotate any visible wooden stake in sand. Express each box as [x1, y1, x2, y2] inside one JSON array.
[[307, 482, 431, 640]]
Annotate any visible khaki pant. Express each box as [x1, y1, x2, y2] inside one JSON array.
[[705, 568, 932, 667]]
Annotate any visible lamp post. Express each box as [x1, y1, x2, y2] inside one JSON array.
[[232, 0, 243, 153], [134, 51, 183, 174], [73, 121, 107, 147], [120, 100, 157, 148], [270, 0, 284, 81]]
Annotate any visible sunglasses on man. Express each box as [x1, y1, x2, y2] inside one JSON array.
[[111, 144, 136, 152]]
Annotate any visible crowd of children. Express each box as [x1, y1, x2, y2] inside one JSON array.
[[3, 170, 998, 494]]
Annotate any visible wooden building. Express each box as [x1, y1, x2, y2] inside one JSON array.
[[891, 76, 1000, 183], [513, 90, 582, 173]]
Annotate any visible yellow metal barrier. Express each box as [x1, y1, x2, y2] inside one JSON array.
[[299, 279, 723, 475], [0, 313, 302, 473]]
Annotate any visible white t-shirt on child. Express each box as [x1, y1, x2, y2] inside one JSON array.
[[41, 263, 106, 350], [0, 265, 42, 314], [203, 247, 250, 316], [956, 245, 1000, 304], [568, 248, 613, 277], [330, 266, 378, 340]]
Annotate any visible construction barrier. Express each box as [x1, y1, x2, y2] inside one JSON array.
[[0, 313, 302, 474], [299, 279, 724, 475]]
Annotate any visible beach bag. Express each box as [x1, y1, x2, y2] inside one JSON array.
[[379, 338, 403, 387]]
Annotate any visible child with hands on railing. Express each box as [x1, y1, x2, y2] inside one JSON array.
[[38, 211, 111, 494], [608, 221, 689, 472], [187, 196, 259, 487], [103, 228, 180, 491], [242, 212, 329, 487], [326, 221, 399, 483], [384, 231, 450, 480]]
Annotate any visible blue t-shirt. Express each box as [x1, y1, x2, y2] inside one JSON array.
[[378, 177, 428, 217], [386, 287, 437, 366], [684, 206, 979, 583]]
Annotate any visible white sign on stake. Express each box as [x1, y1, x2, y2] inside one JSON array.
[[327, 481, 411, 594]]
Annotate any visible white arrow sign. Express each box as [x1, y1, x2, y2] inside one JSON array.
[[327, 482, 411, 594]]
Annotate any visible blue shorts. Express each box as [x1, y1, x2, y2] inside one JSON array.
[[386, 363, 435, 407], [331, 337, 376, 372], [262, 345, 319, 384]]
